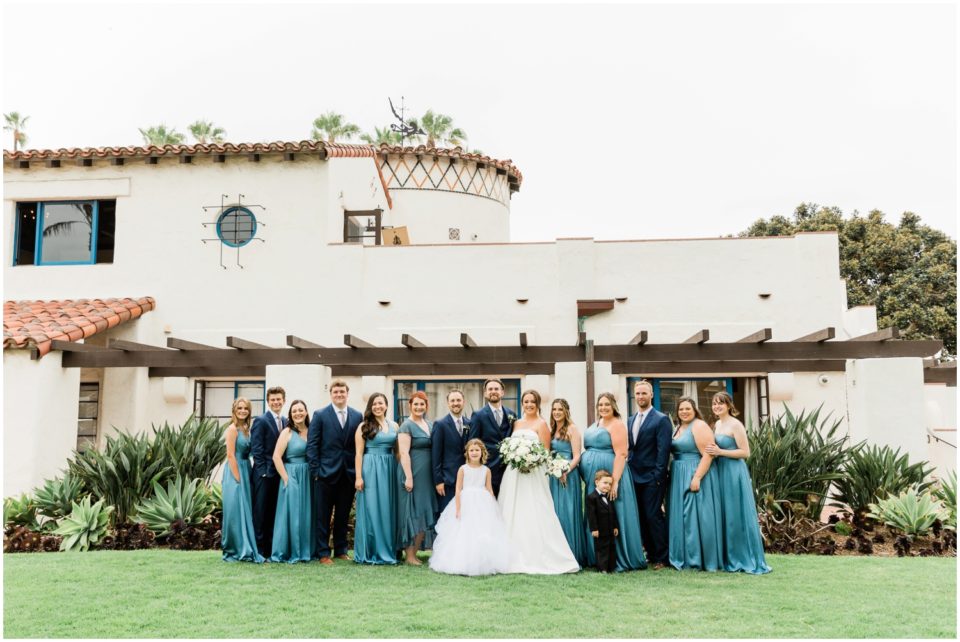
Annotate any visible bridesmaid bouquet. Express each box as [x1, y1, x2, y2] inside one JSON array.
[[545, 453, 571, 480], [499, 436, 549, 473]]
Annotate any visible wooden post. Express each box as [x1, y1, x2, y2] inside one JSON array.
[[585, 338, 595, 426]]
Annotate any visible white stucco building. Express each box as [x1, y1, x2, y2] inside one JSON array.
[[3, 141, 955, 495]]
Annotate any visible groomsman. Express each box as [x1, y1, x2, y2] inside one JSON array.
[[306, 379, 362, 564], [432, 389, 471, 514], [468, 378, 516, 496], [626, 379, 672, 568], [250, 386, 287, 558]]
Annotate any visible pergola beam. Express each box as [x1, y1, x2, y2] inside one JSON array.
[[344, 334, 374, 349], [519, 332, 528, 348], [401, 334, 426, 349], [793, 327, 835, 343], [736, 328, 772, 344], [286, 335, 325, 350], [226, 336, 271, 350], [50, 340, 115, 353], [629, 330, 648, 345], [460, 333, 477, 348], [683, 329, 710, 345], [850, 326, 900, 342], [167, 337, 222, 351], [107, 339, 171, 351], [611, 359, 848, 374]]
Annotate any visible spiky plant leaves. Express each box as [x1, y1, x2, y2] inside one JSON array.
[[831, 444, 934, 517], [932, 471, 957, 529], [3, 494, 40, 530], [33, 474, 88, 526], [135, 476, 212, 538], [53, 496, 112, 552], [151, 415, 226, 486], [868, 488, 948, 539]]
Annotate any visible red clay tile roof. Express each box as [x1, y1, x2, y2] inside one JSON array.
[[373, 144, 523, 185], [3, 297, 156, 358]]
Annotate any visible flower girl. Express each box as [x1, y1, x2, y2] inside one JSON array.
[[429, 439, 511, 576]]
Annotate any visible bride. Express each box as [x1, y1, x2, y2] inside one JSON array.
[[498, 389, 580, 574]]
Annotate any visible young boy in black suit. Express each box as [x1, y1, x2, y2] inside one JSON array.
[[586, 469, 619, 573]]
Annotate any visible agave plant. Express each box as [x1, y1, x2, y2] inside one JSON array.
[[53, 496, 112, 552], [33, 474, 88, 526], [67, 431, 171, 526], [867, 489, 947, 539], [136, 476, 213, 538], [746, 405, 854, 517], [3, 494, 39, 530], [206, 482, 222, 516], [152, 416, 227, 486], [933, 471, 957, 529], [831, 445, 935, 519]]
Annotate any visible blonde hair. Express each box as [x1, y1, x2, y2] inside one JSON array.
[[231, 397, 252, 437], [464, 438, 489, 464]]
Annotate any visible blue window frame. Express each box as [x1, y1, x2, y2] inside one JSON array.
[[626, 376, 733, 422], [194, 380, 265, 421], [14, 200, 116, 266], [216, 206, 257, 248], [392, 379, 522, 423]]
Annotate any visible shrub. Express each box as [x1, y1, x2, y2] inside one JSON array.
[[168, 514, 221, 551], [67, 431, 170, 526], [834, 521, 853, 536], [135, 476, 213, 538], [99, 522, 156, 550], [33, 474, 88, 527], [867, 489, 947, 539], [747, 406, 853, 517], [152, 416, 227, 486], [932, 471, 957, 529], [53, 496, 112, 552], [206, 482, 222, 516], [3, 526, 42, 553], [831, 445, 935, 519], [3, 494, 40, 531], [757, 497, 829, 553]]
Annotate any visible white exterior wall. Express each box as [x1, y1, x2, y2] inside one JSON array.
[[924, 383, 957, 477], [387, 189, 511, 244]]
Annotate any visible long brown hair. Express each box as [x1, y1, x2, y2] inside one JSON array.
[[596, 392, 621, 419], [361, 393, 389, 441], [287, 399, 309, 437], [675, 396, 705, 425], [520, 389, 541, 416], [231, 397, 252, 437], [712, 391, 740, 417], [550, 398, 572, 441]]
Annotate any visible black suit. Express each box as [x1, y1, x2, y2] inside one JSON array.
[[467, 404, 515, 496], [250, 410, 287, 557], [306, 403, 362, 558], [586, 489, 619, 572], [626, 407, 672, 565], [431, 413, 469, 514]]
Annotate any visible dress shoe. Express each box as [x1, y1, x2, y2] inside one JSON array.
[[653, 562, 667, 570], [318, 556, 334, 565], [335, 554, 350, 561]]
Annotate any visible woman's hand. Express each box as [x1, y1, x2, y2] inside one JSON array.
[[455, 508, 461, 520], [609, 481, 619, 501], [355, 477, 364, 492], [281, 476, 289, 487], [705, 443, 720, 456], [560, 472, 568, 487], [404, 477, 413, 492], [689, 476, 701, 493]]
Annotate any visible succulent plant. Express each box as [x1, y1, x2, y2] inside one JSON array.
[[53, 496, 112, 552]]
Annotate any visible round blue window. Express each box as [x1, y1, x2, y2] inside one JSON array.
[[216, 206, 257, 248]]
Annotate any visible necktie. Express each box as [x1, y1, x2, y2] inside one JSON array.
[[275, 414, 282, 434], [633, 413, 644, 443], [494, 408, 503, 426], [456, 417, 464, 436], [338, 410, 346, 428]]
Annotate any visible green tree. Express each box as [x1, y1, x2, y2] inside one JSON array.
[[188, 120, 226, 144], [360, 126, 403, 146], [139, 125, 186, 146], [4, 111, 29, 151], [310, 112, 360, 143], [409, 110, 466, 148], [741, 203, 957, 355]]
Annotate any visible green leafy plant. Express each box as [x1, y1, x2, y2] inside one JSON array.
[[53, 496, 112, 552], [867, 489, 947, 539], [932, 470, 957, 529], [834, 521, 853, 536], [152, 416, 226, 486], [67, 431, 170, 526], [206, 482, 222, 516], [747, 406, 854, 517], [3, 494, 39, 530], [831, 445, 935, 519], [135, 476, 212, 538], [33, 474, 88, 527]]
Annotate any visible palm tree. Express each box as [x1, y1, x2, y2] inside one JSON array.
[[4, 112, 29, 151], [310, 112, 360, 143], [138, 125, 186, 146], [410, 110, 467, 148], [188, 120, 226, 144], [360, 126, 403, 146]]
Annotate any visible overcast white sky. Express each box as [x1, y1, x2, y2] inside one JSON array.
[[3, 2, 956, 240]]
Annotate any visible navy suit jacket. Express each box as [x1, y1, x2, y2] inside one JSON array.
[[432, 413, 470, 487], [626, 407, 673, 485], [467, 404, 516, 469], [306, 403, 363, 482], [250, 411, 288, 478]]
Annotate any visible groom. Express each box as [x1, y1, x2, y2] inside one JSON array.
[[468, 378, 516, 496], [432, 389, 471, 514]]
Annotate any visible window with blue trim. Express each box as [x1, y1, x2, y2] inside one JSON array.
[[216, 206, 257, 247], [194, 380, 265, 421], [393, 379, 521, 423], [14, 200, 115, 266], [626, 376, 737, 425]]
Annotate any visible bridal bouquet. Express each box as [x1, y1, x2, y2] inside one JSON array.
[[545, 453, 571, 480], [499, 436, 549, 474]]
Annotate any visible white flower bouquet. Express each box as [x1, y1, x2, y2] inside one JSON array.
[[545, 453, 571, 480], [499, 436, 549, 474]]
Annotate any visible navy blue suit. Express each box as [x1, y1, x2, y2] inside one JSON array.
[[467, 404, 515, 496], [431, 413, 470, 514], [306, 403, 362, 558], [250, 410, 288, 556], [626, 407, 672, 565]]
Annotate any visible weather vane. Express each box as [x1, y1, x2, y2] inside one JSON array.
[[389, 96, 424, 145]]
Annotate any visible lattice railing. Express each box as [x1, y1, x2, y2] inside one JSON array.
[[379, 154, 511, 205]]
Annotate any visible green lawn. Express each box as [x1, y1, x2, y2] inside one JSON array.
[[3, 551, 956, 638]]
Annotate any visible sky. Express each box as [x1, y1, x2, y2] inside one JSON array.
[[2, 2, 956, 241]]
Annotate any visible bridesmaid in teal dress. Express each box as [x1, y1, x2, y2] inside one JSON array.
[[548, 398, 590, 565], [221, 397, 264, 563], [398, 391, 437, 565], [353, 393, 401, 565], [705, 392, 771, 574], [668, 396, 723, 571], [270, 400, 313, 563], [579, 393, 647, 571]]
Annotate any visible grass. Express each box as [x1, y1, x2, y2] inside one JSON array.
[[3, 551, 956, 638]]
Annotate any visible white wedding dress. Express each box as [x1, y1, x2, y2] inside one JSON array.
[[498, 428, 580, 574]]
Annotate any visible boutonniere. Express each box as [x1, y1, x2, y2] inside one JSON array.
[[507, 414, 517, 427]]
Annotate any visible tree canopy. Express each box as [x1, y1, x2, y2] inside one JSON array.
[[741, 203, 957, 356], [311, 112, 360, 143], [4, 112, 29, 151], [409, 110, 466, 148], [139, 125, 186, 146], [188, 120, 226, 144], [360, 126, 403, 146]]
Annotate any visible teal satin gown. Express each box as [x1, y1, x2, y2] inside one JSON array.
[[354, 424, 401, 565], [579, 425, 647, 571], [549, 437, 590, 565], [270, 431, 313, 563], [667, 426, 723, 571], [221, 431, 264, 563], [714, 433, 771, 574], [398, 419, 438, 550]]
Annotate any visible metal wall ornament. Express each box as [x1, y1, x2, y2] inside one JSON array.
[[389, 96, 425, 145], [201, 194, 266, 269]]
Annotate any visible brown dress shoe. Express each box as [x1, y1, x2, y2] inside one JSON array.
[[653, 562, 667, 570], [318, 556, 334, 565], [335, 554, 350, 561]]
